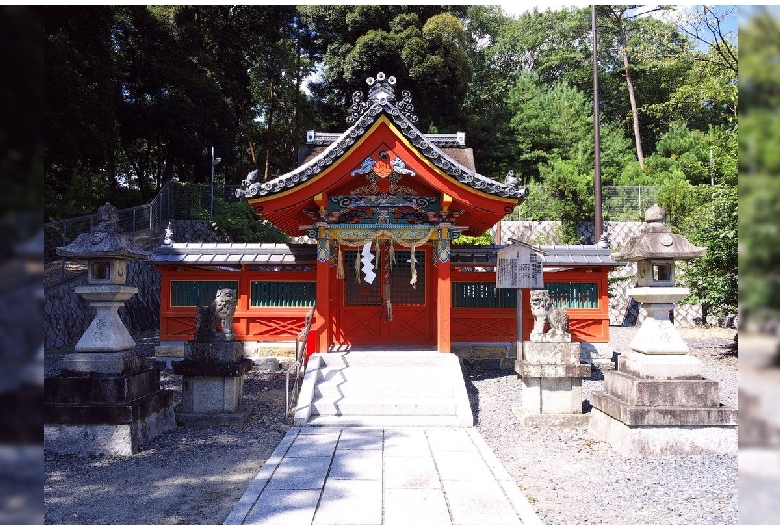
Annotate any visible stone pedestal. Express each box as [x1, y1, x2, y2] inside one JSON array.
[[73, 285, 139, 352], [172, 342, 252, 426], [589, 309, 737, 456], [514, 342, 591, 427], [44, 355, 176, 456]]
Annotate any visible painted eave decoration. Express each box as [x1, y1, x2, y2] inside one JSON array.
[[236, 72, 525, 236]]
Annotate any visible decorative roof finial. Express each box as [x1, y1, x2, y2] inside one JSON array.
[[347, 72, 417, 124]]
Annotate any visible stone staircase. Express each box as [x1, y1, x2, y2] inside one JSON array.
[[294, 350, 474, 427]]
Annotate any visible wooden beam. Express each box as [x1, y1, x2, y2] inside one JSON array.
[[315, 256, 330, 353], [437, 258, 451, 353]]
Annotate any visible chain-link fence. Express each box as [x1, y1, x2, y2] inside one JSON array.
[[601, 186, 660, 221], [506, 185, 660, 221], [43, 182, 246, 287]]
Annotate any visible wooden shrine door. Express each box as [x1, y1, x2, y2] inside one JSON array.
[[333, 247, 434, 347]]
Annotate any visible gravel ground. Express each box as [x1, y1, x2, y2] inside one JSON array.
[[465, 325, 739, 525], [44, 326, 739, 525]]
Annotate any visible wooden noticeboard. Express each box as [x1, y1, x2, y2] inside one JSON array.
[[496, 245, 544, 289], [496, 243, 544, 359]]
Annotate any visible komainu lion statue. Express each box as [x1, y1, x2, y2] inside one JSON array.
[[530, 290, 552, 335], [194, 288, 238, 342], [530, 289, 570, 342]]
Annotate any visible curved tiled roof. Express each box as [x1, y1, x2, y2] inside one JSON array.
[[236, 73, 523, 201]]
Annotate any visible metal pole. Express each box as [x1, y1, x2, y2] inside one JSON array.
[[638, 186, 641, 215], [592, 5, 603, 241], [210, 146, 215, 216], [710, 148, 715, 186]]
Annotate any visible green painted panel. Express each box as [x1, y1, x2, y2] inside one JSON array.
[[171, 280, 239, 307], [452, 282, 516, 308], [546, 282, 598, 308], [251, 281, 315, 307]]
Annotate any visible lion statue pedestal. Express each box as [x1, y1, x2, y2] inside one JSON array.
[[513, 289, 591, 427], [172, 288, 252, 426]]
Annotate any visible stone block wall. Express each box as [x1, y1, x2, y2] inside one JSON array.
[[165, 220, 220, 244], [44, 261, 160, 351]]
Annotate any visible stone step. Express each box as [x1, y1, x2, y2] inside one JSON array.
[[310, 397, 457, 417], [318, 366, 452, 384], [314, 380, 454, 400], [294, 352, 474, 428], [319, 352, 449, 369], [305, 414, 466, 427]]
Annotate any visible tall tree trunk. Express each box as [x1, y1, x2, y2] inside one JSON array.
[[613, 12, 644, 168], [621, 47, 644, 168], [264, 75, 275, 181], [238, 101, 258, 168]]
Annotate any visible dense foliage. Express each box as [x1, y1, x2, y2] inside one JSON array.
[[679, 186, 738, 319]]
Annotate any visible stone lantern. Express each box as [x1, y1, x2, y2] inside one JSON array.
[[45, 203, 175, 456], [55, 203, 150, 371], [589, 204, 737, 455], [614, 203, 706, 365]]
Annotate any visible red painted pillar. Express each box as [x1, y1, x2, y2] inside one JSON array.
[[437, 256, 451, 353], [315, 256, 330, 353]]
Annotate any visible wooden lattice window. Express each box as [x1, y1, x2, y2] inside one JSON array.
[[170, 280, 239, 307], [452, 282, 516, 308], [390, 250, 426, 306], [344, 250, 381, 306], [251, 281, 315, 307], [343, 249, 426, 306], [546, 282, 599, 308]]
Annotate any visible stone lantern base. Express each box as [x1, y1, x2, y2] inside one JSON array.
[[589, 323, 738, 456], [589, 405, 737, 456], [44, 355, 176, 456]]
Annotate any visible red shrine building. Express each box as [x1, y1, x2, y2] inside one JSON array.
[[152, 73, 617, 358]]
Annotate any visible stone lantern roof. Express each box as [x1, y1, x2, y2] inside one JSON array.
[[56, 202, 151, 260], [611, 204, 705, 262]]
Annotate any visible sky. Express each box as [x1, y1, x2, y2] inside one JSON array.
[[495, 3, 739, 50]]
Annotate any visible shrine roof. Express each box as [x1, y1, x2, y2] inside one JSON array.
[[152, 242, 623, 269], [151, 242, 317, 266], [451, 244, 624, 267], [236, 73, 523, 202]]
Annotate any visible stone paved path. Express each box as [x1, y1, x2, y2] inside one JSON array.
[[225, 426, 541, 525]]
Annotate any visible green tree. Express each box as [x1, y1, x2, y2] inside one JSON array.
[[195, 197, 290, 244], [44, 6, 125, 218], [597, 6, 691, 168], [459, 5, 516, 178], [679, 186, 737, 320], [507, 73, 633, 186], [300, 6, 470, 133], [537, 159, 594, 244]]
